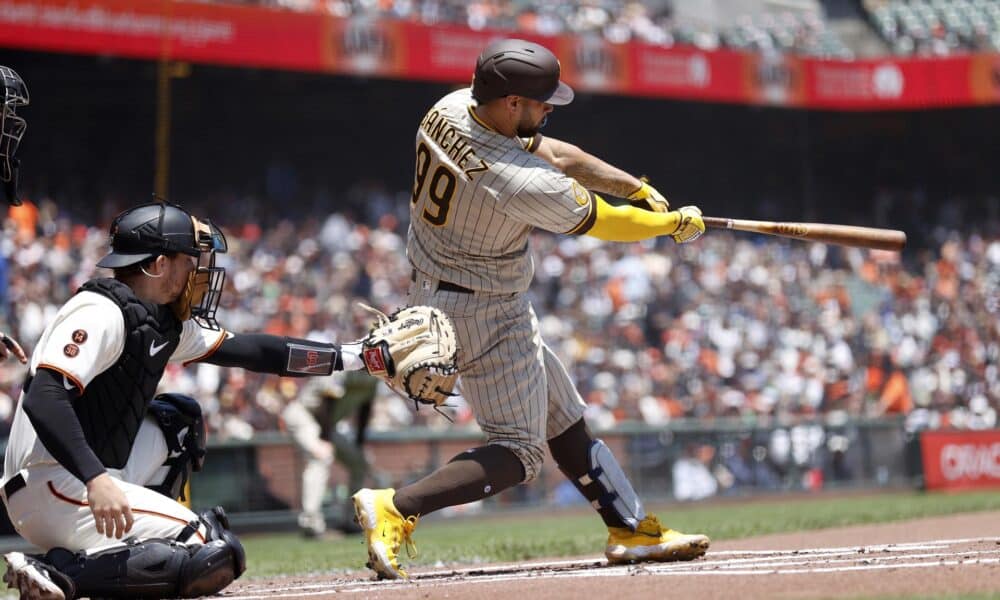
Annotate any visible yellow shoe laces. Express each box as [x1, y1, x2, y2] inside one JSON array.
[[401, 515, 419, 559], [636, 515, 665, 536]]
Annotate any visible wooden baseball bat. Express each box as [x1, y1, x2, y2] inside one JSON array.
[[701, 217, 906, 251]]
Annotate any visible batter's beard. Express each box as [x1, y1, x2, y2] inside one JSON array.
[[515, 114, 547, 138]]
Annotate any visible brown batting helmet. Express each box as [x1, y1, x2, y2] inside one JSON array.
[[472, 39, 574, 106]]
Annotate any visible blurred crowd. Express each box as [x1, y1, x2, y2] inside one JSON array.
[[864, 0, 1000, 55], [0, 192, 997, 442], [203, 0, 852, 58]]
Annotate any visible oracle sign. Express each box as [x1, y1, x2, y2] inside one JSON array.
[[921, 430, 1000, 490]]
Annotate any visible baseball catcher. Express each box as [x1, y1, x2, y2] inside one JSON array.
[[1, 200, 457, 600]]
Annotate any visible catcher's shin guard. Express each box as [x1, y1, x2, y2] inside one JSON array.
[[44, 509, 245, 598]]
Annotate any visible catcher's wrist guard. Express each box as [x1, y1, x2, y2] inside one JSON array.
[[359, 303, 459, 407], [285, 340, 341, 376]]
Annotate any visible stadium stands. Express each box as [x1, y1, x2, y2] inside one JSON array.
[[1, 193, 996, 439], [203, 0, 854, 57], [863, 0, 1000, 55]]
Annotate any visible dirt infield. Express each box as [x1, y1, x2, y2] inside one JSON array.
[[222, 511, 1000, 599]]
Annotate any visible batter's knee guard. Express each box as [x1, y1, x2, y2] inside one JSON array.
[[147, 393, 208, 501], [44, 508, 245, 599]]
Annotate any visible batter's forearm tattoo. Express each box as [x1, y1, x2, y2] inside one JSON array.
[[550, 140, 641, 197], [565, 160, 642, 198]]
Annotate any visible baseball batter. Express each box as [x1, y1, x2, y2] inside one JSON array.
[[0, 201, 424, 600], [353, 39, 709, 580]]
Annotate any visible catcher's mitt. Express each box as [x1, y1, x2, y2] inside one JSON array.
[[359, 304, 459, 407]]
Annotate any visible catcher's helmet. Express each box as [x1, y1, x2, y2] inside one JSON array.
[[98, 202, 207, 269], [472, 39, 574, 106], [1, 65, 29, 206]]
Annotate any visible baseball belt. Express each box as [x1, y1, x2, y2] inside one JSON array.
[[411, 270, 474, 294]]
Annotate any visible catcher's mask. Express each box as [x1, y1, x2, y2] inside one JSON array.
[[0, 65, 29, 207], [98, 201, 228, 329]]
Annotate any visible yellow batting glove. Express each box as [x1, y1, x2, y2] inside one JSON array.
[[670, 205, 705, 244], [627, 178, 670, 212]]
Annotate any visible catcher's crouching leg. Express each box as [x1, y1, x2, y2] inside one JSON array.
[[44, 507, 245, 599]]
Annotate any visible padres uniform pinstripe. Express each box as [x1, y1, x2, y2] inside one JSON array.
[[408, 88, 594, 295], [353, 39, 709, 581], [408, 87, 592, 478]]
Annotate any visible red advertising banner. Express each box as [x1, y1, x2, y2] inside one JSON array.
[[403, 24, 498, 83], [559, 35, 632, 96], [1, 0, 999, 110], [0, 0, 323, 70], [968, 53, 1000, 103], [743, 53, 807, 107], [628, 45, 745, 103], [322, 18, 406, 78], [920, 430, 1000, 491]]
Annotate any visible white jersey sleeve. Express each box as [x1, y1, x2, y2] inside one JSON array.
[[32, 291, 125, 392], [171, 321, 228, 365]]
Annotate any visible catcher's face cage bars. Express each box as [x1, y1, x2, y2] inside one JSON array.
[[0, 66, 28, 185], [190, 215, 228, 331]]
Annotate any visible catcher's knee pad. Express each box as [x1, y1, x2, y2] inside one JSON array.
[[176, 538, 243, 598], [197, 506, 246, 579], [146, 393, 207, 501], [45, 532, 243, 599]]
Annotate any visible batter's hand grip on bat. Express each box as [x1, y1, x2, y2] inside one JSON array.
[[702, 217, 906, 251]]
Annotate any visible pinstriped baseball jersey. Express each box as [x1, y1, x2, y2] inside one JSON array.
[[407, 88, 595, 294], [405, 87, 589, 482]]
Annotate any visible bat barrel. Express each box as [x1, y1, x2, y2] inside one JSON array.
[[701, 217, 906, 251]]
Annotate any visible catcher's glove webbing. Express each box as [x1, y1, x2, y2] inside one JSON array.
[[359, 304, 459, 410]]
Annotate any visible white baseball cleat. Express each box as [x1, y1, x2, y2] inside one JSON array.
[[3, 552, 75, 600]]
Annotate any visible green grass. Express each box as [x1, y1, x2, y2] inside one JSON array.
[[241, 489, 1000, 577]]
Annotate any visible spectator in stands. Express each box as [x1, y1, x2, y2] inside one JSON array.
[[1, 190, 997, 438]]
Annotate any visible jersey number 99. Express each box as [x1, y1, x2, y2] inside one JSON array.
[[412, 142, 456, 227]]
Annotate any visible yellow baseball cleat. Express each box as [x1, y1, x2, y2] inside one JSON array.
[[605, 515, 710, 564], [352, 488, 419, 580]]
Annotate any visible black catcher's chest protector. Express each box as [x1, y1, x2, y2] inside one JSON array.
[[76, 278, 182, 469]]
